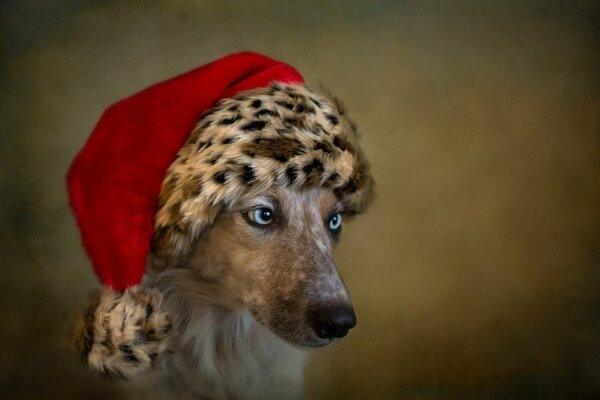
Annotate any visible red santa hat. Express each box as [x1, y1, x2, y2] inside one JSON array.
[[67, 52, 304, 291]]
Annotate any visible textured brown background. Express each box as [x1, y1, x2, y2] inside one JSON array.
[[1, 1, 599, 399]]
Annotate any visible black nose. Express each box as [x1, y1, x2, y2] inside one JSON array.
[[310, 305, 357, 339]]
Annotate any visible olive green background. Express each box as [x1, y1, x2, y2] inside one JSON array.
[[1, 1, 599, 399]]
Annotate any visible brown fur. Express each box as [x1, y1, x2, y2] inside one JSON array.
[[178, 186, 349, 347], [140, 186, 352, 399]]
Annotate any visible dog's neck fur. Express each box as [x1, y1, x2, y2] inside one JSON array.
[[145, 266, 306, 400]]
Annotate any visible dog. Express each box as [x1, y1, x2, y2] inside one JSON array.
[[73, 81, 374, 399]]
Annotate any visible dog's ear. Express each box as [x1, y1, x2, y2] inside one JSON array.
[[150, 202, 220, 273], [150, 224, 194, 273], [72, 286, 174, 379], [150, 170, 193, 271], [149, 154, 222, 272]]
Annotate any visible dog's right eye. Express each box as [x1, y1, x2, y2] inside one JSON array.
[[246, 207, 274, 226]]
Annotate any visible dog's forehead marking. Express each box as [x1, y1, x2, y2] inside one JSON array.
[[309, 206, 330, 253], [272, 187, 350, 302], [274, 187, 336, 237]]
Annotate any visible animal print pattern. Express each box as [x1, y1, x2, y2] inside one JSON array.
[[73, 286, 173, 379], [151, 83, 374, 269]]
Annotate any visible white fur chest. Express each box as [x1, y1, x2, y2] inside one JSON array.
[[134, 271, 306, 400], [163, 309, 306, 400]]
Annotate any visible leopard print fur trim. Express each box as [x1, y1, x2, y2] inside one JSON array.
[[73, 286, 173, 379], [151, 83, 374, 267]]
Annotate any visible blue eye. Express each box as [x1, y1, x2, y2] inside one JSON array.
[[248, 207, 273, 225], [328, 213, 342, 231]]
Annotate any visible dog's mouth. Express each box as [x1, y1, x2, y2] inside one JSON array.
[[293, 336, 335, 348], [267, 324, 336, 348]]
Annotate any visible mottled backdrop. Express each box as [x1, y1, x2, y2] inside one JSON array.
[[1, 1, 599, 399]]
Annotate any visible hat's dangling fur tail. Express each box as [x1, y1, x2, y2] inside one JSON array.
[[72, 286, 174, 379]]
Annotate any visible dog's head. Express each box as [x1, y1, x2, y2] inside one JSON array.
[[189, 186, 356, 346], [150, 83, 374, 347]]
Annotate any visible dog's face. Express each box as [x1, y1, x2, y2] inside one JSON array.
[[189, 186, 356, 347]]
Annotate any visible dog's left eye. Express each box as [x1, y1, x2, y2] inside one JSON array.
[[247, 207, 274, 226], [328, 212, 342, 231]]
